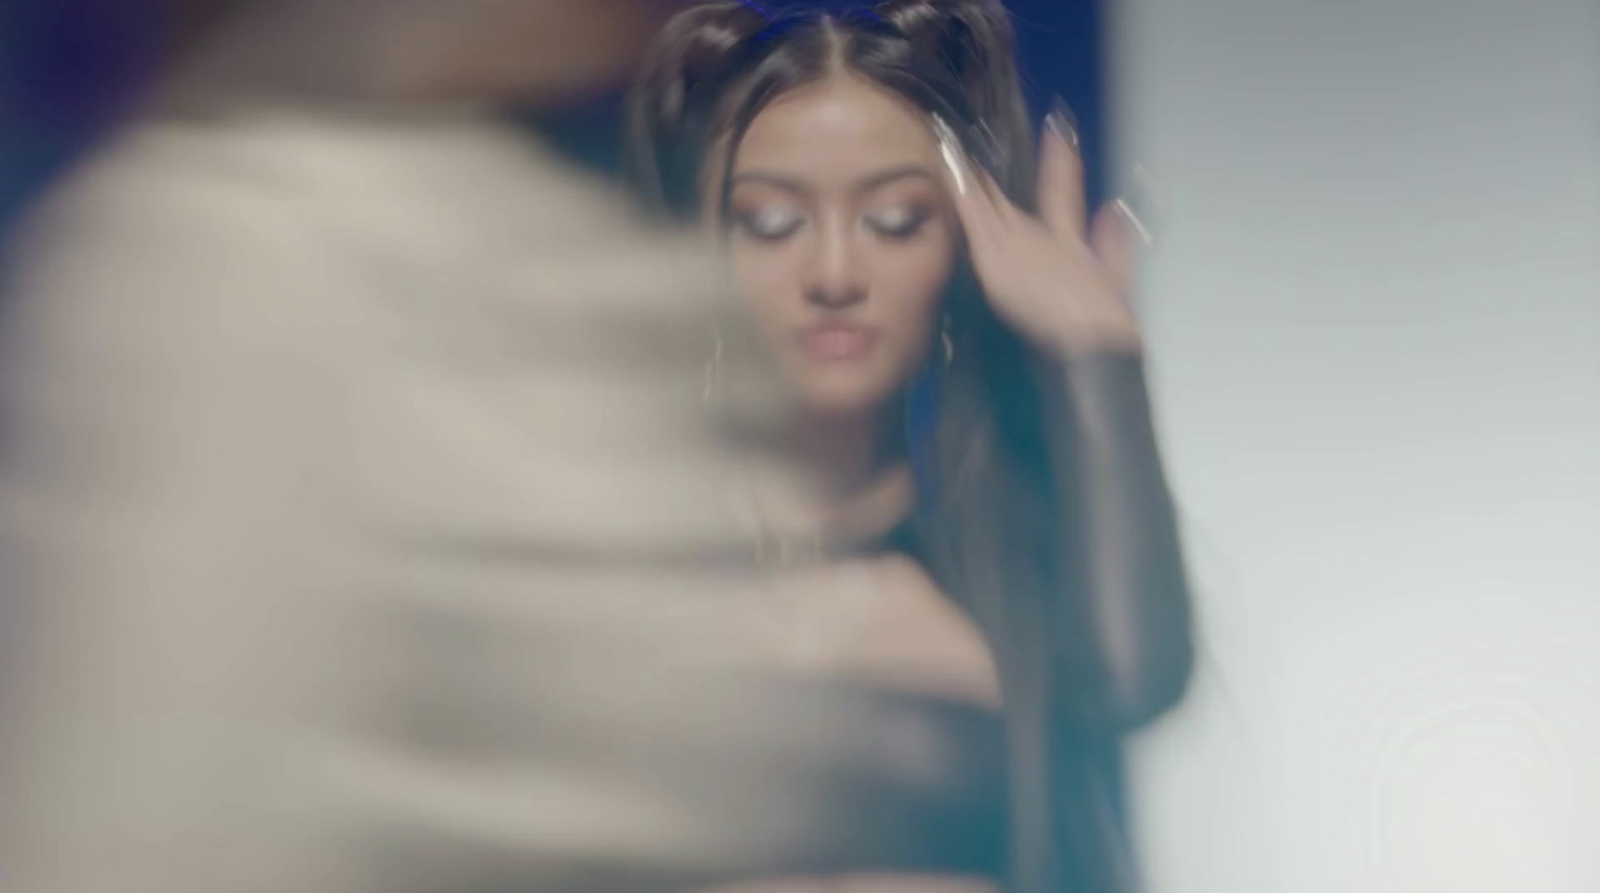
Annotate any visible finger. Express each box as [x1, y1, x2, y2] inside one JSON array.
[[1126, 164, 1170, 237], [966, 124, 1015, 216], [971, 163, 1031, 237], [1037, 98, 1087, 241], [959, 170, 1021, 280], [932, 116, 1007, 258], [1090, 200, 1142, 299]]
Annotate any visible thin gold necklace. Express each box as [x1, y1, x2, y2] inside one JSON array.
[[736, 459, 914, 570]]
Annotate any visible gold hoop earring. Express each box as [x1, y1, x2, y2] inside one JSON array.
[[703, 324, 724, 407]]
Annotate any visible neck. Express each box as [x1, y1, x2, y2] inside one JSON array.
[[787, 410, 900, 499], [737, 405, 914, 556]]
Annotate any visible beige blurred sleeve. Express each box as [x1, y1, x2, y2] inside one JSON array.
[[0, 130, 372, 893], [0, 115, 1003, 893], [0, 118, 759, 892]]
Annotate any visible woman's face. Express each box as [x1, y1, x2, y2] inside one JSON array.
[[715, 74, 958, 418]]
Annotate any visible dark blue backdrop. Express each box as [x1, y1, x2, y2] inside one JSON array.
[[0, 1, 1107, 234]]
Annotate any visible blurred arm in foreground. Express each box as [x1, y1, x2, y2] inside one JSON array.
[[0, 3, 1006, 891]]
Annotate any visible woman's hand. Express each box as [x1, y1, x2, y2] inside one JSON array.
[[933, 110, 1148, 357]]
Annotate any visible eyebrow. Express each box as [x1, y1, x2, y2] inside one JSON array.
[[728, 165, 940, 196]]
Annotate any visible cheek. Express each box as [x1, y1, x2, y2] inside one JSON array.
[[728, 242, 806, 331], [869, 235, 957, 344]]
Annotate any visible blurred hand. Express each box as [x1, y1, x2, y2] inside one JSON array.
[[935, 111, 1146, 357], [304, 584, 1008, 893]]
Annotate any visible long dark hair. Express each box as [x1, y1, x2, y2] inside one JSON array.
[[627, 0, 1033, 212], [627, 3, 1133, 891]]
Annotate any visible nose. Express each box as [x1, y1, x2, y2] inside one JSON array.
[[803, 214, 866, 309]]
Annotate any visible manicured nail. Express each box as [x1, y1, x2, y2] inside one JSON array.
[[1117, 163, 1168, 245], [1112, 198, 1154, 247], [974, 119, 1007, 175], [930, 114, 970, 196], [1046, 96, 1081, 152]]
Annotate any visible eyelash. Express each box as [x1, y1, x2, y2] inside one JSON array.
[[735, 209, 804, 241], [734, 207, 932, 244], [865, 208, 931, 240]]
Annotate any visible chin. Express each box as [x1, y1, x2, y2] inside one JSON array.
[[793, 379, 898, 420]]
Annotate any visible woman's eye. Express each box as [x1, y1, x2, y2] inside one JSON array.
[[864, 206, 930, 240], [734, 208, 805, 241]]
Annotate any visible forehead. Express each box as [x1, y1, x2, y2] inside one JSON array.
[[732, 75, 939, 180]]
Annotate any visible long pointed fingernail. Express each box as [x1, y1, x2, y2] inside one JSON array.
[[930, 114, 970, 196], [1046, 96, 1081, 152], [1116, 163, 1168, 245], [974, 119, 1007, 176], [1112, 198, 1154, 247]]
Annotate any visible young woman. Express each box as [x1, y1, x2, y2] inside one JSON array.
[[628, 1, 1196, 890]]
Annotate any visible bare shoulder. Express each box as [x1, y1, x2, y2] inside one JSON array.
[[826, 552, 1002, 708]]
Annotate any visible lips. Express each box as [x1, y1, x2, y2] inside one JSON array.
[[797, 323, 880, 360]]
